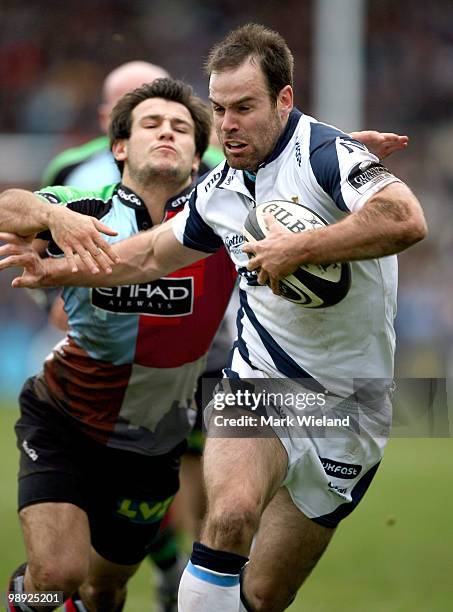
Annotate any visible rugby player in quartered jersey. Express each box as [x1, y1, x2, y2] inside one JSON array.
[[0, 78, 239, 612], [34, 182, 236, 454]]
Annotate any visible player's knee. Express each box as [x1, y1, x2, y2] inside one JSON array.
[[208, 498, 260, 547], [29, 557, 88, 595]]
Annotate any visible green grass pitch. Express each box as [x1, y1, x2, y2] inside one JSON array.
[[1, 406, 452, 611]]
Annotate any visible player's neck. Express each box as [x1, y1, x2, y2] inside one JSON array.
[[124, 175, 192, 226]]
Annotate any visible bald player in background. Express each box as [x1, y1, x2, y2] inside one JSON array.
[[41, 61, 171, 188]]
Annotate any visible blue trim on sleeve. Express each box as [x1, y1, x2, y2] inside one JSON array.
[[187, 561, 240, 587], [309, 123, 349, 212], [182, 189, 223, 253]]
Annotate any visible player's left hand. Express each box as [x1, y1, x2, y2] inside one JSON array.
[[242, 215, 302, 294], [351, 130, 409, 159], [0, 232, 48, 287]]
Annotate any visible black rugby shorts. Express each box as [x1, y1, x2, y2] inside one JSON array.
[[15, 377, 185, 565]]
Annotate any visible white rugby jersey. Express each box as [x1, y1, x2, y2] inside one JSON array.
[[172, 109, 401, 395]]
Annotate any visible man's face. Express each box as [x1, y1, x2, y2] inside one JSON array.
[[209, 58, 292, 172], [115, 97, 199, 185]]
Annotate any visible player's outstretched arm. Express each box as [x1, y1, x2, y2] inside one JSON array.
[[350, 131, 408, 159], [0, 220, 208, 289], [0, 188, 119, 273], [244, 182, 427, 293], [86, 219, 209, 286]]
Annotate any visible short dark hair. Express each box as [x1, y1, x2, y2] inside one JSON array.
[[109, 78, 212, 173], [205, 23, 294, 102]]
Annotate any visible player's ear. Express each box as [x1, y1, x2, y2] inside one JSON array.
[[112, 139, 128, 162], [277, 85, 293, 121]]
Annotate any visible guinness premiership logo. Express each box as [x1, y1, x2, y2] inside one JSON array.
[[347, 161, 393, 194], [91, 277, 194, 316]]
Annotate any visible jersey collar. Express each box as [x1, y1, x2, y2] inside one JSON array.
[[164, 184, 194, 211], [116, 184, 146, 210], [215, 164, 255, 201], [258, 107, 302, 169], [116, 183, 195, 212]]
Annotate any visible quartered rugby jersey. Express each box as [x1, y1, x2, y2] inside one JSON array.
[[34, 183, 236, 454], [172, 109, 401, 397]]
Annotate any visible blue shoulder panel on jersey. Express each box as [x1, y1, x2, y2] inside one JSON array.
[[182, 189, 223, 253], [260, 108, 303, 168], [309, 123, 349, 212]]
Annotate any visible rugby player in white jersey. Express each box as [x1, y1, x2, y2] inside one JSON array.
[[0, 24, 426, 612]]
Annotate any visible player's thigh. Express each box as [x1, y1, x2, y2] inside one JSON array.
[[16, 378, 92, 574], [244, 487, 335, 610], [202, 433, 288, 512], [20, 502, 90, 573]]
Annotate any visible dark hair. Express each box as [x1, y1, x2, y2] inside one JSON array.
[[205, 23, 294, 102], [109, 78, 212, 173]]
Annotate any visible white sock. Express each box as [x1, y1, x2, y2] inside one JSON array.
[[178, 560, 240, 612]]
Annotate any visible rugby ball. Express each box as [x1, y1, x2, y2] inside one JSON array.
[[242, 200, 351, 307]]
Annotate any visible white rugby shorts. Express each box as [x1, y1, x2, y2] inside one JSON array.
[[205, 346, 392, 527]]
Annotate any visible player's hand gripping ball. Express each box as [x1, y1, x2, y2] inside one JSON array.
[[242, 200, 351, 307]]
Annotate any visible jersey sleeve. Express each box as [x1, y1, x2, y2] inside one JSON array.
[[34, 185, 113, 254], [172, 188, 223, 253], [308, 123, 401, 213]]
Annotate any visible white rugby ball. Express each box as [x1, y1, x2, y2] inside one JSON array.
[[242, 200, 351, 307]]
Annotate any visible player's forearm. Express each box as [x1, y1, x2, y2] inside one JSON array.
[[40, 223, 194, 287], [0, 189, 52, 236], [98, 223, 196, 286], [296, 183, 427, 265], [39, 230, 160, 287]]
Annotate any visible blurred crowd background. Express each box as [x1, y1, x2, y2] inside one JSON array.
[[0, 0, 451, 401]]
